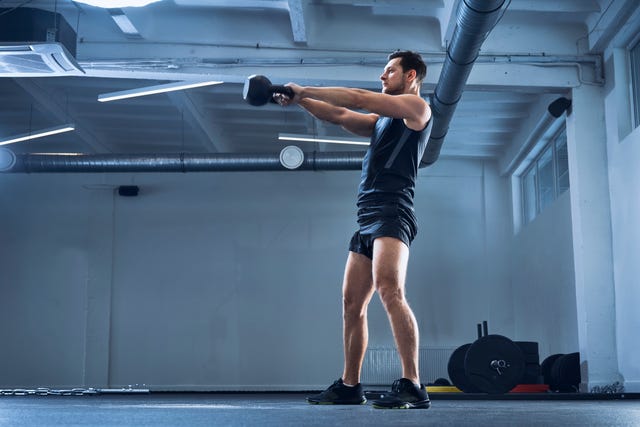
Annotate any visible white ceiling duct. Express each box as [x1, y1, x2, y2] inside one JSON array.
[[0, 43, 84, 77]]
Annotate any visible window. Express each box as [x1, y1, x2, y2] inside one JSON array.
[[555, 129, 569, 194], [631, 39, 640, 128], [521, 126, 569, 224], [522, 166, 537, 224], [537, 146, 555, 212]]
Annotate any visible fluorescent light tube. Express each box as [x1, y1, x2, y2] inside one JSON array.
[[98, 80, 223, 102], [279, 133, 370, 146], [0, 124, 75, 146], [73, 0, 161, 7], [31, 152, 84, 156]]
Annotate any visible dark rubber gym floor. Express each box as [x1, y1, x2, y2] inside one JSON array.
[[1, 393, 639, 426]]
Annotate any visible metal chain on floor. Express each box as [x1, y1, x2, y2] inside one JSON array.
[[0, 386, 149, 397], [590, 382, 625, 394], [1, 388, 99, 396]]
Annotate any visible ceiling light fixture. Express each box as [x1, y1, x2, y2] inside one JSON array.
[[278, 133, 370, 146], [31, 152, 84, 156], [108, 9, 142, 38], [0, 124, 75, 146], [72, 0, 162, 7], [98, 80, 224, 102]]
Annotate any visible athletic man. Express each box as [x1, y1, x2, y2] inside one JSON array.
[[275, 50, 432, 409]]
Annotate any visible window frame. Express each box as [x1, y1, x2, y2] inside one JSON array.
[[520, 125, 569, 225], [630, 38, 640, 129]]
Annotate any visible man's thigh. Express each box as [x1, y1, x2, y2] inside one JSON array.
[[372, 236, 410, 292]]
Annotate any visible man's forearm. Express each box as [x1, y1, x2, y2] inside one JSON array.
[[297, 98, 377, 137], [299, 86, 370, 110], [298, 98, 346, 125]]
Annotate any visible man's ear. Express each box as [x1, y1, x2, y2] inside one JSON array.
[[406, 69, 417, 83]]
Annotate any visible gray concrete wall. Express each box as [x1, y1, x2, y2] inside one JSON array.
[[511, 191, 578, 360], [604, 46, 640, 392], [0, 159, 518, 390]]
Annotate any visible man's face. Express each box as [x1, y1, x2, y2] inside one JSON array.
[[380, 57, 407, 95]]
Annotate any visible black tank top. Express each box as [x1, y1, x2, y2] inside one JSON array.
[[357, 116, 432, 211]]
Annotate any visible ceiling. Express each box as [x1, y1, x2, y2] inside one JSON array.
[[0, 0, 629, 166]]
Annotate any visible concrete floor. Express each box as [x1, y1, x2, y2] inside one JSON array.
[[1, 393, 639, 427]]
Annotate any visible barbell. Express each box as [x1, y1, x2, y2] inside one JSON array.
[[447, 322, 580, 394]]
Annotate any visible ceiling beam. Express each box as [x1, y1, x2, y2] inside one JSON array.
[[174, 0, 288, 8], [13, 79, 111, 153], [498, 93, 560, 174], [508, 0, 600, 13], [287, 0, 307, 44], [79, 60, 587, 90], [166, 91, 231, 152], [369, 1, 443, 17], [436, 0, 461, 48], [320, 0, 443, 8], [585, 0, 639, 53]]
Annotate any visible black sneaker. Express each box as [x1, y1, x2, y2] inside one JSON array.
[[306, 378, 367, 405], [371, 378, 431, 409]]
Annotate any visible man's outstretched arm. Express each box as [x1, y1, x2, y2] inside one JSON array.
[[295, 98, 378, 138], [288, 84, 430, 131]]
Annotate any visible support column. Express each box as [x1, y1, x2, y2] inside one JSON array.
[[566, 84, 621, 391], [83, 188, 116, 388]]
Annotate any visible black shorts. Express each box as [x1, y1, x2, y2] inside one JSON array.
[[348, 205, 417, 260]]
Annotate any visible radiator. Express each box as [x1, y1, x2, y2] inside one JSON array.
[[360, 346, 455, 386]]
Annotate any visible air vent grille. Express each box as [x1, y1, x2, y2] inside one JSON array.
[[0, 43, 84, 77]]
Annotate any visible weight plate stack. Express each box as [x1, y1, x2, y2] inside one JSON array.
[[515, 341, 542, 384], [464, 335, 526, 394], [541, 353, 564, 388], [549, 352, 581, 392], [447, 343, 482, 393]]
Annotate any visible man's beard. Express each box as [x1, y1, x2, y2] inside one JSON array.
[[383, 81, 405, 95]]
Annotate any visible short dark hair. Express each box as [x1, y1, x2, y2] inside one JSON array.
[[388, 50, 427, 84]]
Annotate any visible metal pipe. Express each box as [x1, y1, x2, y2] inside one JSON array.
[[3, 151, 365, 173], [421, 0, 507, 167], [83, 53, 602, 71]]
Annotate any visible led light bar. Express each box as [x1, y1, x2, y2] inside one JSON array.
[[278, 133, 369, 146], [98, 80, 223, 102], [31, 152, 84, 156], [0, 124, 75, 146], [73, 0, 161, 7]]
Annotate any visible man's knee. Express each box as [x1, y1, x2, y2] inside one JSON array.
[[343, 283, 374, 318], [343, 291, 369, 316], [375, 282, 405, 308]]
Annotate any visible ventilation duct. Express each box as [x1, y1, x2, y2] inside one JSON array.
[[0, 1, 506, 172], [0, 8, 84, 77], [3, 151, 365, 173], [421, 0, 506, 167]]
